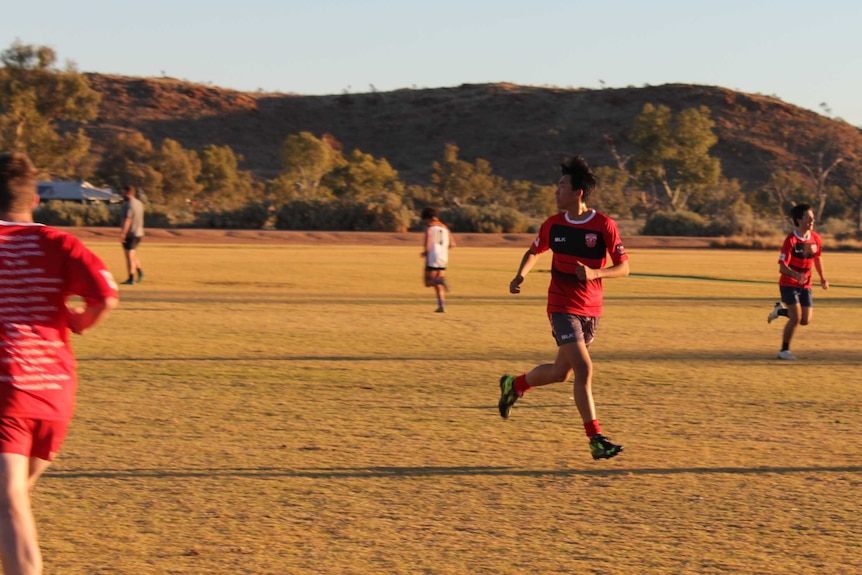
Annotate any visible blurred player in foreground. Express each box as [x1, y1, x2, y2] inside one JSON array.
[[498, 155, 629, 460], [0, 151, 118, 575]]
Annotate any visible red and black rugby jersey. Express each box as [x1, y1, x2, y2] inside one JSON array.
[[531, 210, 627, 316]]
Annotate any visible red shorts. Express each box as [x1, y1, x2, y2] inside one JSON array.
[[0, 417, 69, 461]]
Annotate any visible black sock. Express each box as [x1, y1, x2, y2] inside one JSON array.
[[778, 309, 788, 317], [781, 341, 790, 351]]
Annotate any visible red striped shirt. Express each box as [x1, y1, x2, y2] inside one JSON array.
[[531, 210, 627, 316]]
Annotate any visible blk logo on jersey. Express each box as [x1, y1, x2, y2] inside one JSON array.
[[554, 236, 567, 243], [794, 243, 817, 258], [585, 234, 598, 248]]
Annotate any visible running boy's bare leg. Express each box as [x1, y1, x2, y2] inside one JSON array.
[[425, 269, 446, 311], [522, 346, 573, 389], [522, 342, 596, 421], [782, 303, 802, 348], [124, 248, 139, 277], [0, 453, 49, 575], [559, 341, 597, 425]]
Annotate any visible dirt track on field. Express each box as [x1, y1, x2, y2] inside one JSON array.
[[61, 227, 714, 248]]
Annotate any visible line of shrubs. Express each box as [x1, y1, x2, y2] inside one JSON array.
[[32, 200, 862, 249], [34, 199, 539, 234]]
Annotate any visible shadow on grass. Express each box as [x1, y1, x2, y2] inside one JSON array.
[[629, 273, 862, 290], [45, 464, 862, 480], [77, 348, 862, 363]]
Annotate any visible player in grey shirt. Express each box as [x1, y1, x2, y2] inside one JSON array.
[[119, 185, 145, 285]]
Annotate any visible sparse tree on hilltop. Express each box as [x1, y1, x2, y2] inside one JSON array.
[[322, 148, 405, 202], [835, 153, 862, 231], [593, 165, 637, 217], [797, 125, 852, 221], [759, 170, 809, 219], [154, 138, 202, 210], [96, 131, 163, 200], [196, 144, 258, 212], [0, 41, 100, 178], [268, 132, 341, 204], [630, 104, 721, 213], [431, 143, 503, 207]]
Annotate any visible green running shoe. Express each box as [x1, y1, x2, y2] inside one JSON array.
[[498, 375, 518, 419], [589, 434, 623, 460]]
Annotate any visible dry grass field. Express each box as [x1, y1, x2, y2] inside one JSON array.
[[36, 239, 862, 574]]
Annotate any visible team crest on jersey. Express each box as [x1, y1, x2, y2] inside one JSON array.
[[585, 233, 598, 248]]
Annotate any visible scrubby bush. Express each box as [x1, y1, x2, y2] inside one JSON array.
[[642, 211, 711, 236], [441, 205, 533, 233], [34, 201, 116, 227], [710, 236, 783, 249], [705, 207, 776, 237], [144, 204, 193, 228], [820, 217, 855, 237], [195, 202, 271, 229], [275, 198, 411, 231]]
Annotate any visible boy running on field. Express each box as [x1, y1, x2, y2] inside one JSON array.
[[767, 203, 829, 360], [499, 155, 629, 460]]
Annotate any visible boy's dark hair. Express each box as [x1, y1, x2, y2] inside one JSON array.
[[790, 203, 812, 226], [560, 155, 597, 201], [421, 207, 437, 220], [121, 184, 136, 195], [0, 151, 38, 214]]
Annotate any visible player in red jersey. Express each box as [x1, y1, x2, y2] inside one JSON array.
[[498, 155, 629, 460], [766, 203, 829, 360], [0, 151, 118, 575]]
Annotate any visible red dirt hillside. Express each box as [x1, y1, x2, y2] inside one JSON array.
[[84, 74, 862, 191]]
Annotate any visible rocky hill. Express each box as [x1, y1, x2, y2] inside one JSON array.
[[83, 73, 862, 190]]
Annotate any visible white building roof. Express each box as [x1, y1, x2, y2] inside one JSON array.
[[37, 181, 123, 203]]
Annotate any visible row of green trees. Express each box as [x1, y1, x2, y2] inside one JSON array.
[[3, 40, 862, 235], [594, 102, 862, 235]]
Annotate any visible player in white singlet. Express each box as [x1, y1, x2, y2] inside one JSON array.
[[420, 207, 455, 312]]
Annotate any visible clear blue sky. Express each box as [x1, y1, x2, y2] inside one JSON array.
[[5, 0, 862, 126]]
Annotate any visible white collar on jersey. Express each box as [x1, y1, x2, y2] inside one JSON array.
[[0, 220, 44, 226], [564, 209, 596, 225], [792, 230, 811, 240]]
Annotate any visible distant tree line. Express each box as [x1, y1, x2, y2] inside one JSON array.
[[3, 41, 862, 236]]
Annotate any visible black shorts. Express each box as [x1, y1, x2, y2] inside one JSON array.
[[123, 235, 142, 250], [549, 313, 599, 347], [780, 286, 813, 307]]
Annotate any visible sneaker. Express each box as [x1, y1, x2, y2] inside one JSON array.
[[498, 375, 518, 419], [439, 278, 450, 292], [121, 278, 135, 285], [767, 302, 783, 324], [589, 434, 623, 460], [435, 306, 445, 313], [137, 270, 144, 282], [777, 349, 797, 360]]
